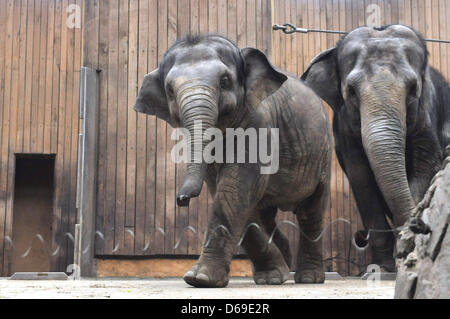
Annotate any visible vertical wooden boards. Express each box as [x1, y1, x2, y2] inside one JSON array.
[[114, 0, 128, 255], [105, 0, 119, 255], [134, 0, 150, 256], [43, 0, 56, 154], [49, 0, 62, 271], [0, 0, 7, 276], [0, 0, 83, 275], [228, 0, 237, 43], [95, 0, 110, 256], [439, 0, 447, 80], [125, 0, 139, 255], [1, 0, 16, 276], [217, 0, 227, 36], [36, 0, 48, 153], [447, 0, 450, 80], [83, 0, 99, 69]]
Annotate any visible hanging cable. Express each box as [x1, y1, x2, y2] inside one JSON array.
[[273, 23, 450, 43]]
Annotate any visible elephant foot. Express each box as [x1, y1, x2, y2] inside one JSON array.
[[254, 263, 290, 285], [184, 262, 229, 288], [372, 250, 396, 273], [295, 267, 325, 284]]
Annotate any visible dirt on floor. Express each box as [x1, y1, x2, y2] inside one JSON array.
[[0, 278, 395, 299]]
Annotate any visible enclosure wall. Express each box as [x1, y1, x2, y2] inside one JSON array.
[[82, 0, 450, 276], [1, 0, 449, 277], [0, 0, 83, 276]]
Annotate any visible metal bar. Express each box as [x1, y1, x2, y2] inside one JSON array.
[[423, 38, 450, 44], [73, 224, 81, 280], [273, 24, 450, 43], [78, 67, 100, 278], [76, 133, 84, 210]]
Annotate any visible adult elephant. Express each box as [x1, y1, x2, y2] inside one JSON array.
[[135, 35, 332, 287], [302, 25, 450, 272]]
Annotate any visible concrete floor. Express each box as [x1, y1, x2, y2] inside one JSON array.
[[0, 277, 395, 299]]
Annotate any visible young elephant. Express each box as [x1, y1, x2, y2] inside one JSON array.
[[134, 35, 332, 288], [302, 25, 450, 271]]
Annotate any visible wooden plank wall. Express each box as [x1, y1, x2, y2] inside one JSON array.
[[0, 0, 83, 276], [272, 0, 450, 275], [2, 0, 448, 277], [83, 0, 273, 257], [85, 0, 450, 276]]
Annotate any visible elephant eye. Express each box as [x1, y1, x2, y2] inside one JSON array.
[[166, 85, 175, 99], [347, 85, 357, 99], [220, 75, 231, 90], [408, 82, 418, 98]]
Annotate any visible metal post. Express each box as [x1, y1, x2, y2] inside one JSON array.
[[76, 67, 99, 277]]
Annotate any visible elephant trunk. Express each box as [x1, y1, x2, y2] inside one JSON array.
[[360, 83, 416, 227], [176, 82, 218, 207]]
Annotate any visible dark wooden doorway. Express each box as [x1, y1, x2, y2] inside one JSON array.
[[11, 155, 55, 275]]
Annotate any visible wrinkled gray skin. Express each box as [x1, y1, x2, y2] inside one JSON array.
[[135, 35, 331, 288], [302, 25, 450, 271]]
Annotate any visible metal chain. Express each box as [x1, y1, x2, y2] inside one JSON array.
[[273, 23, 450, 43]]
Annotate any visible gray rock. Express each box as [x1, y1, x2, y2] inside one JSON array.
[[394, 155, 450, 299], [396, 228, 416, 259]]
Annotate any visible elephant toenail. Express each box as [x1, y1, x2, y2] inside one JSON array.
[[255, 278, 266, 285], [196, 273, 210, 282]]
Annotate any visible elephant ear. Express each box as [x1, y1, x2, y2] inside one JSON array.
[[301, 47, 343, 112], [242, 47, 288, 107], [134, 68, 175, 127]]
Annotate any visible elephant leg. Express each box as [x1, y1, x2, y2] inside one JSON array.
[[259, 206, 292, 268], [294, 181, 328, 284], [184, 165, 267, 288], [240, 211, 290, 285], [337, 136, 396, 272]]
